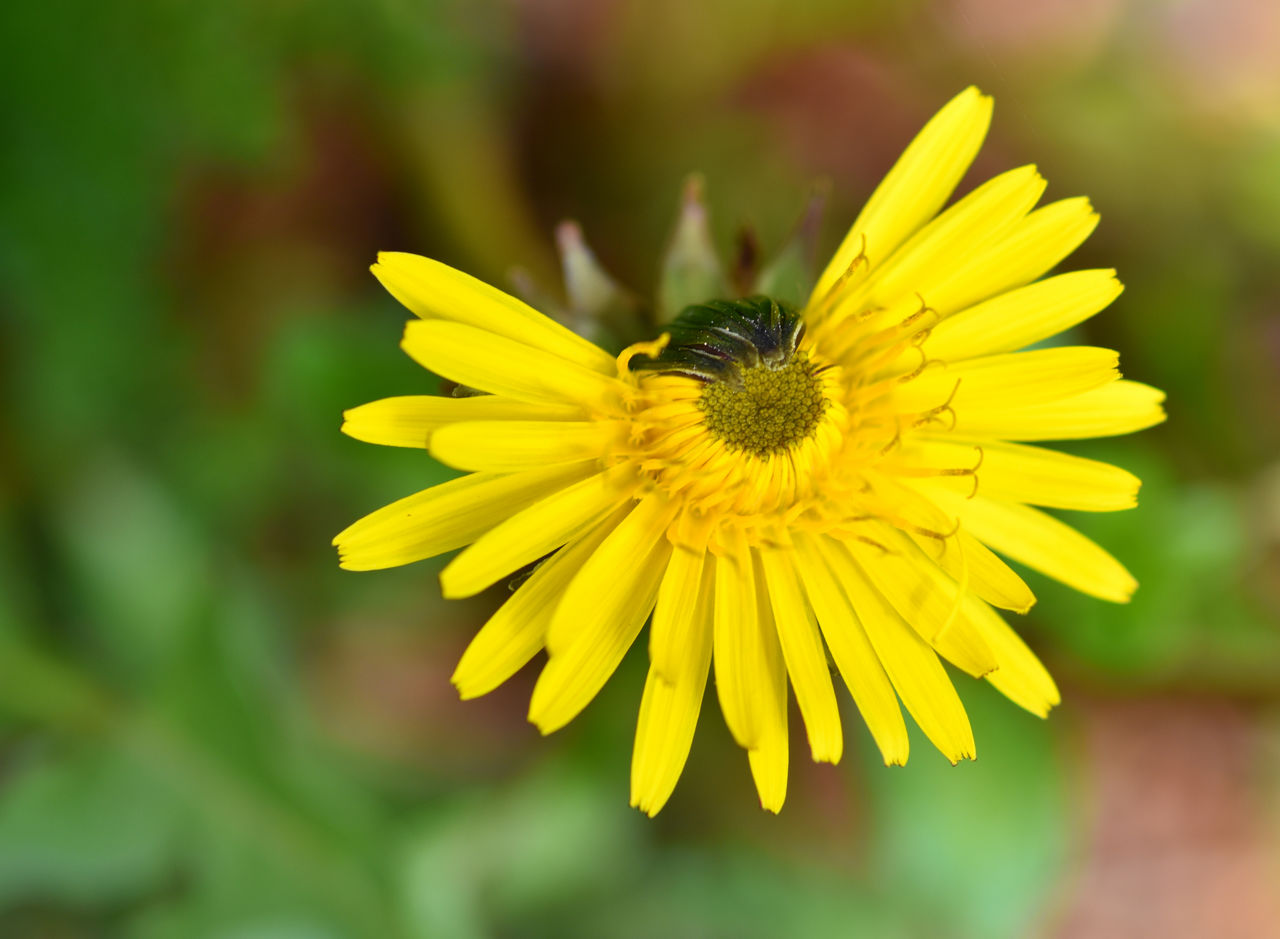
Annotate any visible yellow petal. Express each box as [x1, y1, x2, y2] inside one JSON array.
[[440, 463, 639, 598], [964, 599, 1060, 717], [811, 86, 993, 299], [401, 320, 623, 408], [630, 561, 714, 817], [928, 269, 1123, 362], [373, 252, 615, 372], [945, 493, 1138, 602], [334, 462, 595, 571], [794, 533, 909, 766], [746, 550, 790, 813], [817, 537, 975, 763], [946, 379, 1166, 440], [529, 494, 676, 733], [649, 544, 709, 685], [759, 545, 842, 764], [712, 527, 765, 749], [924, 196, 1100, 316], [907, 437, 1141, 511], [899, 523, 1036, 614], [430, 419, 625, 473], [451, 507, 627, 698], [342, 395, 583, 449], [857, 165, 1045, 313], [895, 346, 1120, 415], [845, 526, 999, 678]]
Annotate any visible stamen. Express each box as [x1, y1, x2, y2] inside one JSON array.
[[909, 516, 962, 547], [812, 234, 868, 317], [894, 346, 934, 384], [832, 293, 938, 365], [852, 534, 891, 554], [617, 334, 670, 382], [878, 423, 902, 457], [911, 378, 963, 430], [967, 446, 984, 499], [882, 444, 984, 500]]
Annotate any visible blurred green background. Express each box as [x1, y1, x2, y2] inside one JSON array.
[[2, 0, 1279, 936]]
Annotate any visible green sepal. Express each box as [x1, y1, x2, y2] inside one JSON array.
[[657, 175, 729, 324], [630, 295, 802, 381], [557, 221, 638, 343], [754, 183, 829, 308]]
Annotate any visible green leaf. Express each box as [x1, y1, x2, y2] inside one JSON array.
[[1025, 441, 1277, 681], [398, 761, 640, 939], [864, 680, 1069, 939], [52, 457, 209, 684], [0, 743, 182, 907]]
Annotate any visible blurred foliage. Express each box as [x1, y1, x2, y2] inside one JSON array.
[[1, 0, 1278, 936]]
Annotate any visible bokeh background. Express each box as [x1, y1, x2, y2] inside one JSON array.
[[3, 0, 1280, 936]]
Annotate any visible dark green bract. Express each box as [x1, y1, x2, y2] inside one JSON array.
[[630, 295, 805, 382]]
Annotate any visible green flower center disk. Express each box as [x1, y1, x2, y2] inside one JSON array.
[[698, 353, 828, 457]]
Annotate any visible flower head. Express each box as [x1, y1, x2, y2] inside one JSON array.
[[336, 87, 1166, 815]]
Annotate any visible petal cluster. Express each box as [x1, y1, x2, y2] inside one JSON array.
[[336, 87, 1166, 815]]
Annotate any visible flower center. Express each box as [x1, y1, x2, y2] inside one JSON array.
[[625, 295, 835, 461], [698, 353, 828, 457]]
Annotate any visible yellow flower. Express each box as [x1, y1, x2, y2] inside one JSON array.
[[335, 87, 1166, 815]]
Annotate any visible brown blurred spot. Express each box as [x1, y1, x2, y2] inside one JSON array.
[[1053, 695, 1280, 939], [1156, 0, 1280, 130], [169, 87, 406, 399], [732, 50, 1008, 218], [734, 50, 919, 190], [308, 600, 542, 778], [934, 0, 1120, 69]]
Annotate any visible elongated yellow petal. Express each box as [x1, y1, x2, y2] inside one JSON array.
[[334, 462, 595, 570], [895, 346, 1119, 415], [451, 507, 627, 698], [430, 420, 625, 473], [857, 165, 1045, 312], [928, 269, 1123, 362], [712, 527, 765, 749], [759, 545, 843, 764], [747, 550, 790, 813], [440, 464, 639, 598], [944, 493, 1138, 602], [630, 665, 711, 818], [907, 437, 1141, 511], [924, 196, 1100, 316], [342, 395, 584, 449], [402, 320, 623, 408], [649, 545, 709, 685], [912, 529, 1037, 614], [630, 560, 714, 816], [529, 494, 676, 733], [818, 537, 975, 763], [373, 252, 615, 372], [845, 526, 999, 677], [948, 379, 1166, 440], [859, 472, 959, 540], [964, 599, 1060, 717], [811, 86, 993, 299], [794, 533, 909, 766]]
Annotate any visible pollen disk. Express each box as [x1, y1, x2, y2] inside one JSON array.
[[698, 353, 829, 457]]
